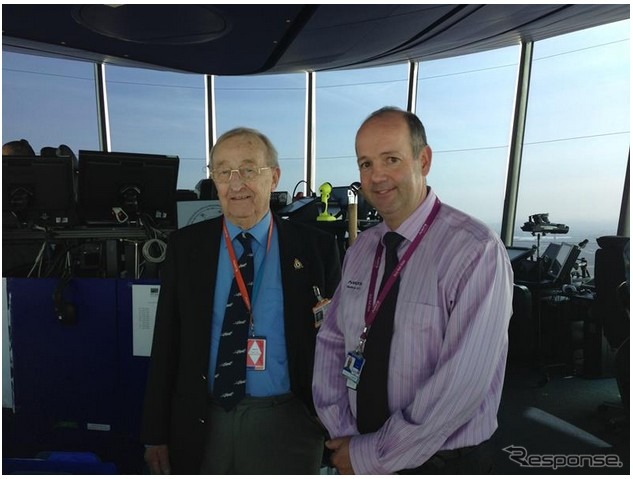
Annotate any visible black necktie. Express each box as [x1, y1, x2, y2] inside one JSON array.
[[357, 231, 405, 433], [214, 232, 254, 411]]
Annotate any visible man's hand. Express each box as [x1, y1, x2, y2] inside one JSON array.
[[144, 445, 171, 474], [326, 436, 355, 474]]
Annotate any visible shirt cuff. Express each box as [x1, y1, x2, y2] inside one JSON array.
[[349, 433, 391, 475]]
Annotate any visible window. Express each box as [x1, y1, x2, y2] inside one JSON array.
[[416, 46, 520, 231], [214, 74, 305, 196], [2, 51, 99, 154], [105, 65, 206, 190], [517, 20, 630, 271], [315, 65, 409, 193]]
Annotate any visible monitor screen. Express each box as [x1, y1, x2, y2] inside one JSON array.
[[547, 242, 573, 280], [541, 243, 560, 267], [277, 196, 318, 216], [506, 246, 534, 264], [540, 241, 579, 283], [3, 155, 76, 228], [276, 196, 326, 223], [328, 185, 373, 221], [77, 150, 179, 228]]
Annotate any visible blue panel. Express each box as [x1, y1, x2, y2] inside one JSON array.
[[8, 278, 118, 427], [5, 278, 146, 473], [4, 451, 117, 474]]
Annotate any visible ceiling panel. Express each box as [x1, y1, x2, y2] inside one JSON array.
[[2, 4, 629, 75]]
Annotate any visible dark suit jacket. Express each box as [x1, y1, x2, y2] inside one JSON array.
[[141, 214, 341, 473]]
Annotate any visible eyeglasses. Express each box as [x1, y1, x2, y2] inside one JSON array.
[[210, 166, 271, 184]]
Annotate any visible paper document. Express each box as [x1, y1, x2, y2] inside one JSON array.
[[132, 284, 161, 357]]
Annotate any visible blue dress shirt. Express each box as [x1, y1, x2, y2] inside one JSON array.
[[208, 212, 290, 397]]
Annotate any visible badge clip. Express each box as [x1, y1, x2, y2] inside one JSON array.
[[312, 285, 331, 328]]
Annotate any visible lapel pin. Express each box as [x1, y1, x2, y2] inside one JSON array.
[[294, 258, 304, 270]]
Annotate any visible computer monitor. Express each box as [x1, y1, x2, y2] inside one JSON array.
[[276, 196, 319, 221], [547, 242, 577, 281], [329, 185, 373, 221], [3, 155, 76, 228], [506, 246, 534, 265], [541, 243, 560, 268], [77, 150, 179, 228], [541, 242, 580, 284]]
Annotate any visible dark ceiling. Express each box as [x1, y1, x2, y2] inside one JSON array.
[[2, 4, 630, 75]]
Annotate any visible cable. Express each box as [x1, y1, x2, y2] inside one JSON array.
[[142, 238, 167, 263], [292, 180, 314, 199], [26, 241, 47, 278]]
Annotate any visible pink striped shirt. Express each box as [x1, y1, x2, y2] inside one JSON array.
[[313, 188, 514, 474]]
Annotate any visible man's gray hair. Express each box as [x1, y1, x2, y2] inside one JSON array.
[[210, 127, 279, 168]]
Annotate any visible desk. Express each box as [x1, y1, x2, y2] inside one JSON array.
[[539, 293, 582, 375], [572, 289, 617, 378], [539, 289, 608, 378], [3, 226, 168, 241], [514, 280, 597, 377], [3, 227, 173, 279]]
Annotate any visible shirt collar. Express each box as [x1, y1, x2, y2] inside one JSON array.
[[378, 187, 438, 244], [224, 211, 272, 249]]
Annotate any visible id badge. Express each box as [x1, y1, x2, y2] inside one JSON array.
[[312, 298, 331, 329], [341, 351, 365, 390], [246, 337, 266, 371]]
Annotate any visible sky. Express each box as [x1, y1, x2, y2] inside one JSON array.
[[2, 18, 630, 238]]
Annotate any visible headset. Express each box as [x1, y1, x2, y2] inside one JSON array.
[[52, 273, 76, 325]]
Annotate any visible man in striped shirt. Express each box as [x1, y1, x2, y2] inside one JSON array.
[[313, 106, 513, 474]]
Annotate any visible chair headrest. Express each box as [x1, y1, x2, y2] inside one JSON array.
[[40, 144, 78, 169], [597, 235, 629, 250]]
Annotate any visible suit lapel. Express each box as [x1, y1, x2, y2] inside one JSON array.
[[275, 216, 298, 310], [188, 217, 223, 328]]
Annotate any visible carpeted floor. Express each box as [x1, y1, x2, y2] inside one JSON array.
[[493, 365, 629, 474], [4, 364, 628, 475]]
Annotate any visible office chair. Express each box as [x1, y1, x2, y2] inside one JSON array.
[[594, 236, 629, 368], [507, 284, 534, 366], [614, 280, 629, 410], [593, 236, 629, 423], [40, 144, 79, 169]]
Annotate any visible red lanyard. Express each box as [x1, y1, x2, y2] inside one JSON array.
[[222, 216, 273, 313], [359, 198, 441, 348]]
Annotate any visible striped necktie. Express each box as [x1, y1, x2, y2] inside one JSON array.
[[214, 232, 254, 411]]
